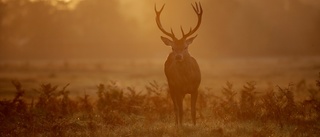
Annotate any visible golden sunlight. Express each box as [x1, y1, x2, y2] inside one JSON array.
[[118, 0, 148, 24], [0, 0, 320, 136]]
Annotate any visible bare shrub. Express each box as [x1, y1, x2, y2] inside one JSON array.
[[1, 73, 320, 136], [96, 82, 125, 126], [0, 81, 29, 136], [125, 86, 146, 115], [144, 81, 172, 121], [301, 73, 320, 121], [78, 92, 93, 115], [211, 82, 239, 121], [239, 81, 260, 120]]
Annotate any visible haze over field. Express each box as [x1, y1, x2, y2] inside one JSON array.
[[0, 0, 319, 60], [1, 1, 320, 136], [0, 0, 319, 96]]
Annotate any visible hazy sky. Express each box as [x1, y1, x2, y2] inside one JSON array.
[[119, 0, 320, 58], [1, 0, 319, 60]]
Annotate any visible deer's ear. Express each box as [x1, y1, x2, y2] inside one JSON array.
[[161, 36, 173, 46], [186, 35, 197, 45]]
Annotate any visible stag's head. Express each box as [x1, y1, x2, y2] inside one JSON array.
[[155, 2, 203, 62]]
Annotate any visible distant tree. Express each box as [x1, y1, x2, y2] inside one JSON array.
[[0, 0, 140, 59], [202, 0, 320, 57], [0, 0, 65, 58], [72, 0, 137, 56]]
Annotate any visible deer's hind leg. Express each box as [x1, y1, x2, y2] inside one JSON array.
[[191, 91, 198, 125]]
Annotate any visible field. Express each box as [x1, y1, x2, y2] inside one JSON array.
[[1, 57, 320, 136]]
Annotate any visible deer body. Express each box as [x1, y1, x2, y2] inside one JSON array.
[[165, 52, 201, 125], [155, 2, 203, 125], [165, 53, 201, 95]]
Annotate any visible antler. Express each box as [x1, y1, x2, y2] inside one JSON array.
[[181, 2, 203, 39], [155, 4, 177, 40]]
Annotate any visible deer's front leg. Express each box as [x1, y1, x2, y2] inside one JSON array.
[[191, 91, 198, 125], [176, 95, 184, 126], [169, 91, 179, 125]]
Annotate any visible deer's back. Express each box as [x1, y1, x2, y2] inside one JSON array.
[[165, 55, 201, 94]]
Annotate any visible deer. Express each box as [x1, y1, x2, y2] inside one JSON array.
[[155, 2, 202, 125]]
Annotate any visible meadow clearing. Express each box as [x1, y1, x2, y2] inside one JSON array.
[[1, 0, 320, 136], [0, 57, 320, 136]]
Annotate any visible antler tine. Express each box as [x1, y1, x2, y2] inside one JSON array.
[[193, 2, 199, 12], [199, 2, 203, 14], [183, 2, 203, 39], [192, 2, 203, 15], [155, 4, 177, 40], [180, 26, 185, 36], [170, 28, 176, 37], [154, 4, 165, 14]]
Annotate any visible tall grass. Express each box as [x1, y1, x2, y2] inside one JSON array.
[[1, 74, 320, 136]]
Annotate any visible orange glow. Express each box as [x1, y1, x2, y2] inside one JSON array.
[[1, 1, 320, 135], [0, 0, 319, 94]]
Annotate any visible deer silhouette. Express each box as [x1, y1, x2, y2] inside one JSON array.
[[155, 2, 202, 125]]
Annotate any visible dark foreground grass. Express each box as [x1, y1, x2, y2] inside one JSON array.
[[1, 74, 320, 136]]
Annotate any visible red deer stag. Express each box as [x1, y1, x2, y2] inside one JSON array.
[[155, 2, 202, 125]]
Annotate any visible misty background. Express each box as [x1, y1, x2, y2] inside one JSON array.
[[0, 0, 319, 61]]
